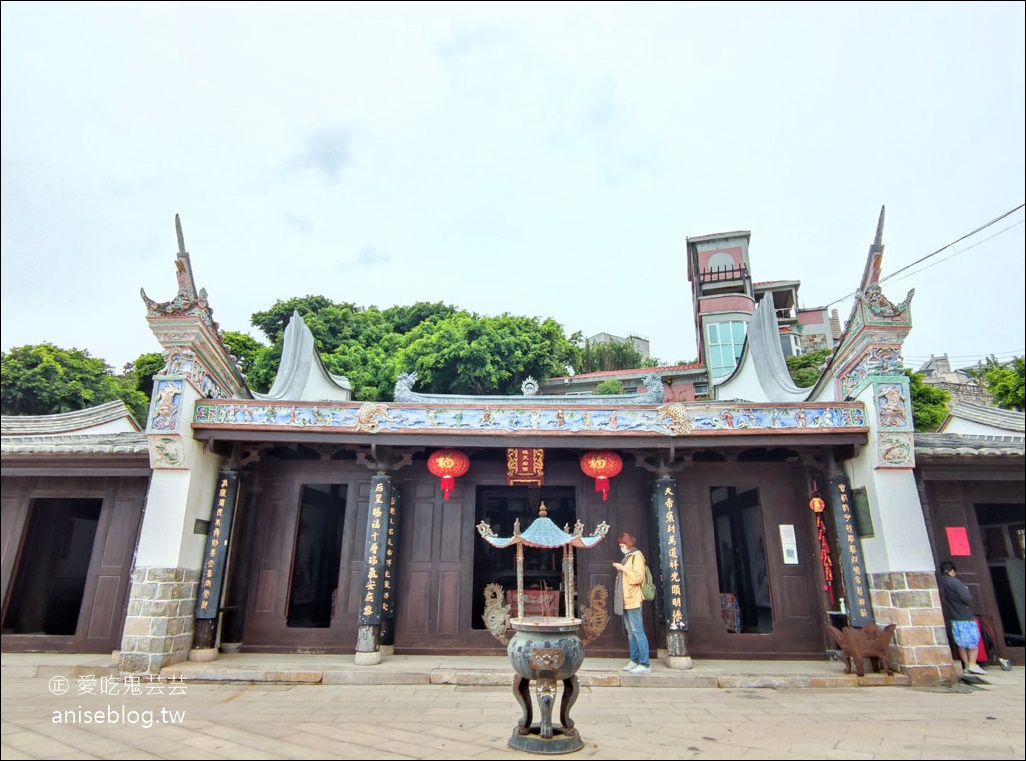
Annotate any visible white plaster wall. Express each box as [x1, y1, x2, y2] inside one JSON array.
[[845, 384, 935, 573], [941, 418, 1017, 436], [177, 439, 225, 569], [135, 470, 193, 568], [713, 351, 766, 401], [137, 377, 227, 570]]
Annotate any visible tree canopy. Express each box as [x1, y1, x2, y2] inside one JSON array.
[[973, 356, 1025, 412], [1, 343, 149, 424], [578, 339, 645, 374], [785, 349, 833, 388], [242, 296, 587, 399], [905, 368, 951, 432]]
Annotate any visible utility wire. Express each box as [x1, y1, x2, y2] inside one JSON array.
[[822, 203, 1025, 308]]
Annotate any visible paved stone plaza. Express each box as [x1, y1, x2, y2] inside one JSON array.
[[1, 653, 1023, 759]]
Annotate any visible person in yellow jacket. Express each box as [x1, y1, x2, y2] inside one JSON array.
[[611, 532, 651, 673]]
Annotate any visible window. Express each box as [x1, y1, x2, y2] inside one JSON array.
[[779, 333, 801, 358], [707, 321, 748, 380]]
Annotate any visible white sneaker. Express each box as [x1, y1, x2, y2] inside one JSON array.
[[966, 665, 988, 675], [630, 663, 652, 674], [622, 661, 638, 671]]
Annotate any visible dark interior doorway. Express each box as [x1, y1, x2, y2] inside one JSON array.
[[976, 502, 1025, 647], [472, 486, 576, 628], [286, 484, 347, 628], [711, 485, 773, 634], [3, 498, 102, 636]]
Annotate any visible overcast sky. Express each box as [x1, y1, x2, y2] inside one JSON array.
[[2, 2, 1023, 377]]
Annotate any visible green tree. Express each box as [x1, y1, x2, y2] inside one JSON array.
[[1, 343, 149, 424], [381, 302, 459, 334], [578, 339, 645, 373], [243, 296, 582, 400], [786, 349, 833, 388], [221, 331, 268, 377], [398, 312, 578, 396], [125, 351, 164, 401], [974, 356, 1025, 412], [249, 295, 336, 343], [594, 379, 624, 395], [905, 369, 951, 432]]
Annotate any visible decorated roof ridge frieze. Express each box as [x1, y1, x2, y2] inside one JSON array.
[[193, 399, 868, 436], [835, 342, 908, 400], [141, 216, 248, 399], [393, 371, 666, 405], [855, 282, 914, 326], [147, 321, 243, 400]]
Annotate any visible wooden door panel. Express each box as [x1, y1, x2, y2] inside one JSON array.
[[682, 463, 823, 657], [404, 571, 431, 634], [1, 478, 32, 621], [437, 571, 461, 635], [240, 467, 362, 652], [80, 477, 147, 651]]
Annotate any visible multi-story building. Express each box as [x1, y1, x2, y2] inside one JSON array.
[[687, 230, 838, 383]]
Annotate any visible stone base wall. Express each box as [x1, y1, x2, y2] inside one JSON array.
[[870, 570, 958, 686], [118, 567, 198, 674]]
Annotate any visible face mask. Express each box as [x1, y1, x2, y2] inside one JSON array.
[[619, 545, 629, 554]]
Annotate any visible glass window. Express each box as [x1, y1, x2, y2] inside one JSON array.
[[707, 320, 748, 380]]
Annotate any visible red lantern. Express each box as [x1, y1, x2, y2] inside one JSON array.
[[580, 450, 623, 501], [809, 480, 825, 513], [427, 449, 469, 500]]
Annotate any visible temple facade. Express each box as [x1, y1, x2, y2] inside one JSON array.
[[3, 211, 1022, 687]]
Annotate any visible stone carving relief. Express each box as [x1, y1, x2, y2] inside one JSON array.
[[839, 345, 906, 399], [150, 379, 184, 431], [878, 432, 914, 468], [149, 435, 186, 469], [876, 382, 910, 429]]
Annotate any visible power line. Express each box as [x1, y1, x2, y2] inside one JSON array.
[[879, 204, 1024, 284], [822, 203, 1025, 308], [884, 219, 1025, 285], [905, 351, 1024, 363]]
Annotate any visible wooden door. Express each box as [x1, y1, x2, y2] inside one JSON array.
[[1, 476, 147, 653], [680, 462, 825, 658], [920, 475, 1025, 664], [239, 462, 362, 652]]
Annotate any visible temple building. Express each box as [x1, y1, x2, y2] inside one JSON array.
[[2, 210, 1022, 687]]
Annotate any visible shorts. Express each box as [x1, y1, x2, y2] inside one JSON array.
[[951, 619, 981, 649]]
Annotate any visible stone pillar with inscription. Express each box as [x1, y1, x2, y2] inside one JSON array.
[[355, 473, 391, 665], [191, 471, 240, 655], [118, 217, 248, 674], [379, 484, 401, 654], [818, 208, 957, 686], [652, 477, 691, 669]]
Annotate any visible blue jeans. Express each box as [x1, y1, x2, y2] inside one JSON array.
[[624, 606, 649, 666]]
